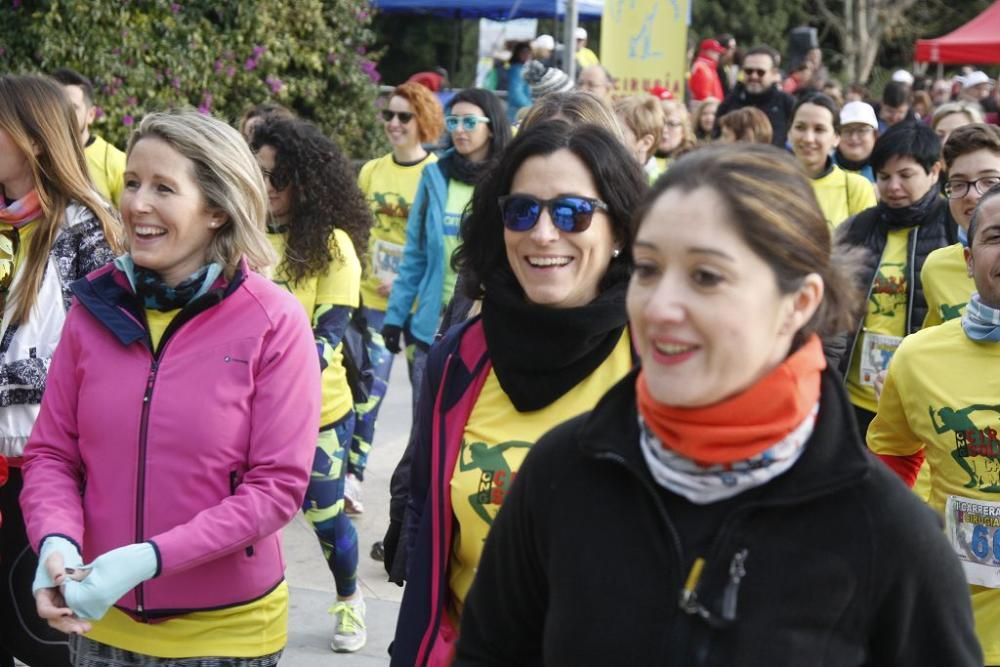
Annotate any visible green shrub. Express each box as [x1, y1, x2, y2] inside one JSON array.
[[0, 0, 385, 159]]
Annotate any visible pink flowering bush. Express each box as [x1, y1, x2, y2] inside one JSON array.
[[0, 0, 385, 158]]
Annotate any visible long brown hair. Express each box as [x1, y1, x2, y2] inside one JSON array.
[[0, 75, 122, 325]]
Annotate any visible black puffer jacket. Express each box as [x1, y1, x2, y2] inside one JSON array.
[[455, 369, 982, 666], [832, 192, 957, 377], [714, 82, 796, 147]]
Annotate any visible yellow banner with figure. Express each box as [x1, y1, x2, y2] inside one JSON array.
[[600, 0, 689, 99]]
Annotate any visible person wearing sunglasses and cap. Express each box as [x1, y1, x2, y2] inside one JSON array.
[[355, 82, 443, 510], [0, 74, 120, 667], [380, 89, 511, 415], [388, 120, 647, 665]]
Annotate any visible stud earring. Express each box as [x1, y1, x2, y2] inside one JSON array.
[[612, 248, 621, 258]]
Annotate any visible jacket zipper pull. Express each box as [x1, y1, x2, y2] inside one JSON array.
[[679, 556, 706, 614], [721, 548, 749, 621]]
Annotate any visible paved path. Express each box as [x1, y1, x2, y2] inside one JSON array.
[[281, 354, 412, 665]]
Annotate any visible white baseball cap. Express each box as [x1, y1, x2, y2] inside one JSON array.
[[575, 27, 587, 40], [962, 71, 992, 88], [891, 69, 914, 86], [532, 34, 555, 51], [839, 101, 878, 130]]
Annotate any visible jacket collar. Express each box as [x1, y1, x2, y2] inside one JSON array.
[[71, 259, 249, 347], [578, 367, 871, 503]]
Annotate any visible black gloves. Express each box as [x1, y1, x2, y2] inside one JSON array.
[[381, 324, 403, 354]]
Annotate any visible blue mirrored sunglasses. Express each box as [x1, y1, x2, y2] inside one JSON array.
[[498, 194, 609, 233], [445, 115, 490, 132]]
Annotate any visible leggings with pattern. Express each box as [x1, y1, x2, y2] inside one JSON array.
[[304, 411, 359, 597]]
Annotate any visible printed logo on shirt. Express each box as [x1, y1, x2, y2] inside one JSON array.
[[869, 262, 907, 317], [940, 302, 966, 322], [371, 191, 411, 233], [932, 404, 1000, 492], [458, 439, 531, 531]]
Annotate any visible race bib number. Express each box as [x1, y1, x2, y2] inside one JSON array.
[[945, 495, 1000, 588], [857, 332, 903, 387], [373, 240, 404, 282]]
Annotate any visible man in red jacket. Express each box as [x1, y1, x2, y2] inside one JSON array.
[[689, 38, 726, 103]]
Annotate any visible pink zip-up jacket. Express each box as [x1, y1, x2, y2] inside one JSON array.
[[21, 260, 320, 619]]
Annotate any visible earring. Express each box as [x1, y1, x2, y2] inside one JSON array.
[[612, 248, 621, 258]]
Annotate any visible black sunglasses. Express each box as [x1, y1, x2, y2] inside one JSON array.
[[743, 67, 769, 78], [261, 167, 290, 191], [380, 109, 415, 123], [498, 194, 609, 233]]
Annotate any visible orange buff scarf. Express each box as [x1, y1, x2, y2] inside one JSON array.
[[0, 191, 42, 229], [635, 335, 826, 466]]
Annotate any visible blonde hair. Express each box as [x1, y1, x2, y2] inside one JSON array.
[[0, 75, 122, 325], [931, 101, 985, 130], [127, 110, 277, 278], [614, 95, 665, 162], [658, 99, 697, 157], [519, 91, 626, 143]]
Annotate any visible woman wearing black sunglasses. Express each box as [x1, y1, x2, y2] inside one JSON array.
[[388, 120, 647, 666], [380, 89, 511, 415]]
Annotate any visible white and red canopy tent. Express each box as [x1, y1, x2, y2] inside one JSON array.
[[915, 1, 1000, 64]]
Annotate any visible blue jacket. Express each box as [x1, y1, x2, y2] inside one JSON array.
[[384, 154, 451, 346], [506, 63, 532, 122]]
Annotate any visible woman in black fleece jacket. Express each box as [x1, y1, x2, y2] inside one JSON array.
[[455, 144, 981, 666]]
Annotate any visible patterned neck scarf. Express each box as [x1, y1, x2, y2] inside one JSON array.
[[0, 191, 42, 229], [115, 254, 223, 312], [962, 292, 1000, 342]]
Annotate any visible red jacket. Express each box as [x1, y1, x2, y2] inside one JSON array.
[[689, 55, 723, 101]]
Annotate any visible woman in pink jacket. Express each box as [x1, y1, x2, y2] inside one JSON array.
[[20, 110, 321, 666]]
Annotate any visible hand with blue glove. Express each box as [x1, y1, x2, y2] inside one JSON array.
[[62, 542, 158, 621], [33, 535, 91, 634]]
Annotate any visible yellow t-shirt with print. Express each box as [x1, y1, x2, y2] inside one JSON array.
[[448, 331, 633, 617], [0, 219, 36, 272], [358, 152, 438, 312], [811, 164, 877, 229], [268, 228, 360, 426], [442, 179, 473, 307], [847, 228, 910, 413], [868, 318, 1000, 664], [922, 243, 974, 329], [85, 135, 126, 208]]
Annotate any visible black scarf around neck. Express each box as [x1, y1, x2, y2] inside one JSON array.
[[879, 185, 941, 230], [134, 264, 214, 312], [480, 269, 629, 412], [834, 149, 868, 173], [442, 152, 490, 185]]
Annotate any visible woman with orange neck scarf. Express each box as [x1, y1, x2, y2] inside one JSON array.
[[454, 144, 982, 666]]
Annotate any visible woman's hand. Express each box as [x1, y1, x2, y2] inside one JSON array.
[[62, 542, 158, 621], [33, 550, 91, 634], [377, 278, 394, 298]]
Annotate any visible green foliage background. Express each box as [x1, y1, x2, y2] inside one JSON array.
[[0, 0, 385, 159]]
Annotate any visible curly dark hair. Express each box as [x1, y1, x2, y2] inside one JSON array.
[[452, 120, 648, 300], [251, 117, 372, 285]]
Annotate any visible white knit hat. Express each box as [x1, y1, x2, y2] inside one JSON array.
[[524, 61, 573, 98]]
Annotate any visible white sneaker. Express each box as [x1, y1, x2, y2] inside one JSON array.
[[344, 473, 364, 515], [330, 595, 367, 652]]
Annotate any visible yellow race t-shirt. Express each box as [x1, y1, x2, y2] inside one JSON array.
[[922, 243, 974, 329], [846, 227, 910, 413], [448, 331, 633, 617], [85, 135, 126, 208], [811, 164, 877, 230], [268, 228, 360, 426], [358, 152, 438, 312], [86, 582, 288, 658], [868, 319, 1000, 663], [442, 179, 473, 306]]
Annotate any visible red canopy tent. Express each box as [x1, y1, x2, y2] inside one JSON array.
[[915, 1, 1000, 64]]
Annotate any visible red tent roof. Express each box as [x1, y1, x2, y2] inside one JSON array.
[[915, 0, 1000, 64]]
